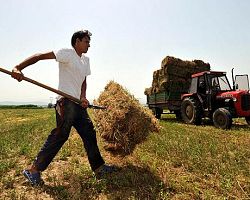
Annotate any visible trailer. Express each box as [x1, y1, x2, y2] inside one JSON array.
[[145, 56, 211, 119], [146, 83, 186, 119]]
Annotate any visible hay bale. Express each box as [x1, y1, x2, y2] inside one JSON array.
[[146, 56, 210, 95], [93, 81, 160, 155], [162, 56, 210, 79], [144, 87, 153, 95]]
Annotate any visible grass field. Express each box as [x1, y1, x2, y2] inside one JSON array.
[[0, 108, 249, 199]]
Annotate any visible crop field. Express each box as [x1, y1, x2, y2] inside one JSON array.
[[0, 108, 250, 199]]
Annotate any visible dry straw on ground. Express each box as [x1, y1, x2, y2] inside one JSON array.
[[93, 81, 160, 155]]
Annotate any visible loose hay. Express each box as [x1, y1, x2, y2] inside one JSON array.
[[93, 81, 160, 155]]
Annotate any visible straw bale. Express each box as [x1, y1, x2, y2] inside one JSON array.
[[162, 56, 210, 78], [93, 81, 160, 155], [145, 56, 210, 95], [144, 87, 153, 95]]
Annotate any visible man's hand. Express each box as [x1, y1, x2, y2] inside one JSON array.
[[11, 67, 24, 82], [80, 97, 89, 108]]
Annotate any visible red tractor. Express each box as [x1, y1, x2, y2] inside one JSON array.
[[181, 69, 250, 129]]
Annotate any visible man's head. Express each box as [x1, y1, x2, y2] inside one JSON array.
[[71, 30, 92, 54]]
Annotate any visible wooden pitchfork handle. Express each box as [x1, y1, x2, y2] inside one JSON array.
[[0, 67, 106, 109]]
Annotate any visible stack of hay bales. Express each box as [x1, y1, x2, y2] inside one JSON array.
[[93, 81, 160, 155], [145, 56, 210, 95]]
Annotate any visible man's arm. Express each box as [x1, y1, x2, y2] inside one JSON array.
[[12, 51, 56, 81], [80, 78, 89, 108]]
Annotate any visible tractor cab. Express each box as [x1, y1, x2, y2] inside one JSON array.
[[188, 71, 231, 94], [182, 71, 232, 111]]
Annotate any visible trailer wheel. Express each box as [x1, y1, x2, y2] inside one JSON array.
[[174, 110, 182, 120], [153, 107, 162, 119], [245, 116, 250, 125], [181, 97, 202, 125], [213, 108, 232, 129]]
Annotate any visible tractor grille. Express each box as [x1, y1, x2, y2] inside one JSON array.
[[241, 94, 250, 111]]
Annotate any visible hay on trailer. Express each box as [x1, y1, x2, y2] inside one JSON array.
[[144, 56, 210, 95], [93, 81, 160, 155]]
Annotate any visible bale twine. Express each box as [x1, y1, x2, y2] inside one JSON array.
[[93, 81, 160, 155]]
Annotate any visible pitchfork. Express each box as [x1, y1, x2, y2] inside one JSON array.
[[0, 67, 106, 109]]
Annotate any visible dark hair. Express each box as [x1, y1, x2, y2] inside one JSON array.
[[71, 30, 92, 47]]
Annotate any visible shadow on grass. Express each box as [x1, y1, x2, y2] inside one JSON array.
[[40, 164, 172, 200], [231, 124, 250, 131], [201, 119, 250, 131], [160, 117, 181, 123], [161, 116, 250, 131]]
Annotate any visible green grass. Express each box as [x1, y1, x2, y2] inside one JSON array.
[[0, 108, 249, 199]]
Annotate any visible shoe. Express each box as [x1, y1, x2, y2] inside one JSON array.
[[94, 164, 118, 177], [23, 170, 44, 186]]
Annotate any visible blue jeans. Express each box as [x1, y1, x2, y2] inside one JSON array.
[[33, 98, 105, 171]]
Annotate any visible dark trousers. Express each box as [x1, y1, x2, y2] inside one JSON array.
[[33, 98, 105, 171]]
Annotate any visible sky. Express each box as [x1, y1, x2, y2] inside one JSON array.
[[0, 0, 250, 104]]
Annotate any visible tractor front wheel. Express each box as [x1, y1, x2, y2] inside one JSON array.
[[213, 108, 232, 129]]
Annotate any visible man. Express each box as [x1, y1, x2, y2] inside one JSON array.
[[11, 30, 116, 186]]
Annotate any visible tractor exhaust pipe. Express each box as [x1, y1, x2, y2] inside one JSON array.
[[231, 68, 235, 90]]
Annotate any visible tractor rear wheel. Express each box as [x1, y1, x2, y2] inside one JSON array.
[[213, 108, 232, 129], [181, 97, 202, 125], [245, 116, 250, 125]]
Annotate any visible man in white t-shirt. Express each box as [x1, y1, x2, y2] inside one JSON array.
[[11, 30, 117, 186]]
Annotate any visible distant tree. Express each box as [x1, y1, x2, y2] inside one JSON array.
[[48, 103, 54, 108]]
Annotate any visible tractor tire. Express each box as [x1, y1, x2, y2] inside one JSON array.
[[245, 116, 250, 125], [181, 97, 202, 125], [213, 108, 232, 129]]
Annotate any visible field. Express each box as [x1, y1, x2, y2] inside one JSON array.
[[0, 108, 250, 199]]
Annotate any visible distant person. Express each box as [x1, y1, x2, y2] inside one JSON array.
[[11, 30, 117, 186]]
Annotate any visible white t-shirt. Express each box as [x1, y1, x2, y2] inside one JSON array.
[[53, 48, 91, 99]]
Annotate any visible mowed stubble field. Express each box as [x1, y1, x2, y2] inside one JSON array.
[[0, 108, 250, 200]]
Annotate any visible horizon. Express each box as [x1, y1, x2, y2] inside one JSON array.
[[0, 96, 147, 106]]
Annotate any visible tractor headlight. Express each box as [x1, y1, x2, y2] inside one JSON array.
[[225, 98, 237, 102]]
